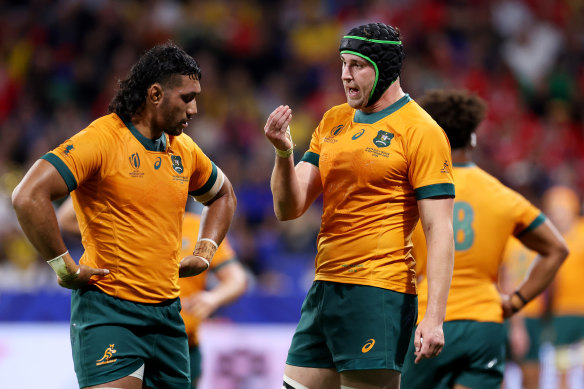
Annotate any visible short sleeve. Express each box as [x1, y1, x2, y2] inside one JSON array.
[[187, 142, 218, 201], [41, 125, 107, 192], [300, 120, 324, 167], [406, 123, 455, 200]]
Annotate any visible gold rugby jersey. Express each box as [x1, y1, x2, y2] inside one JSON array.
[[550, 219, 584, 316], [178, 212, 236, 347], [43, 113, 220, 303], [413, 163, 544, 323], [502, 237, 545, 318], [301, 95, 454, 294]]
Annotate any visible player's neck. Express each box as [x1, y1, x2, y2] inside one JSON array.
[[130, 112, 164, 140], [361, 80, 405, 113], [451, 148, 472, 164]]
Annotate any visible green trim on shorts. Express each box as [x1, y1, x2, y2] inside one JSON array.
[[70, 287, 190, 388], [402, 320, 505, 389], [552, 315, 584, 346], [286, 281, 417, 372]]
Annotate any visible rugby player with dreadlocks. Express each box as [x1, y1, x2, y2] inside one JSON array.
[[263, 23, 455, 389], [12, 42, 236, 388]]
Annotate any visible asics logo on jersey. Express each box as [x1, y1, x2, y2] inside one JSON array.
[[352, 129, 365, 140], [373, 130, 394, 148], [96, 344, 117, 366], [330, 124, 344, 137], [362, 338, 375, 353], [154, 157, 162, 170], [129, 153, 140, 170]]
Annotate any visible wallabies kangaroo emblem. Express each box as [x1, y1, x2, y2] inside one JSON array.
[[96, 344, 117, 365]]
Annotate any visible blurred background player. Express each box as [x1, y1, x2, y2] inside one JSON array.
[[500, 236, 547, 389], [264, 23, 455, 389], [401, 89, 568, 389], [542, 186, 584, 389], [57, 197, 248, 388]]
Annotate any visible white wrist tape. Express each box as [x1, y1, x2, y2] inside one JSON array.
[[194, 238, 218, 269], [198, 257, 210, 269], [198, 238, 218, 249], [46, 251, 79, 280], [275, 125, 294, 158]]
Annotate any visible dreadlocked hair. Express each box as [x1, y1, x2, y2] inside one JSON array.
[[108, 41, 201, 120]]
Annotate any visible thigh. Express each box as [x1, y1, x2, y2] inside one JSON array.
[[142, 299, 190, 388], [456, 322, 506, 389], [321, 282, 417, 373], [284, 364, 339, 389], [401, 323, 460, 389], [71, 288, 190, 389], [189, 346, 202, 387], [341, 369, 400, 389], [287, 282, 335, 369], [71, 289, 149, 388]]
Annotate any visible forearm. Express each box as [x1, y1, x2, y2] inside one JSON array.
[[270, 155, 303, 220], [517, 251, 566, 302], [198, 187, 237, 246], [424, 229, 454, 322], [13, 188, 68, 261]]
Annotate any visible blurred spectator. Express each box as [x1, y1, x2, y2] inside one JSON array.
[[0, 1, 582, 316]]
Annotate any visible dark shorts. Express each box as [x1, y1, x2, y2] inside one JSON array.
[[552, 315, 584, 346], [70, 287, 190, 388], [401, 320, 505, 389], [286, 280, 418, 372], [189, 345, 202, 387]]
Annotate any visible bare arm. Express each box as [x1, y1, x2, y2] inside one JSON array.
[[12, 159, 108, 287], [413, 196, 454, 364], [56, 196, 81, 236], [264, 105, 322, 220], [179, 176, 237, 277], [181, 260, 247, 319], [501, 219, 568, 317]]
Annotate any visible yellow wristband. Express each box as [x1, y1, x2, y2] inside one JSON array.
[[275, 147, 293, 158]]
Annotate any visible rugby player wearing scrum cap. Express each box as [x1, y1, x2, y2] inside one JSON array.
[[264, 23, 455, 389]]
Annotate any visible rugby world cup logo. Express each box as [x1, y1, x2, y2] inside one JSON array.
[[373, 130, 394, 148], [129, 153, 140, 170]]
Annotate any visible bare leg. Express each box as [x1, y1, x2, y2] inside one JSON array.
[[84, 375, 143, 389], [283, 364, 339, 389], [340, 369, 400, 389]]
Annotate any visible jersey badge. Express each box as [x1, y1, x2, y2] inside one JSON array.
[[373, 130, 394, 148], [171, 155, 184, 174]]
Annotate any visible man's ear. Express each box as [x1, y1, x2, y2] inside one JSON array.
[[147, 83, 163, 105]]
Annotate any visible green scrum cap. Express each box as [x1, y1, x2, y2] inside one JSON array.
[[339, 23, 404, 107]]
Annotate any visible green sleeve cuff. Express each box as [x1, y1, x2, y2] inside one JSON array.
[[414, 183, 455, 200], [516, 213, 546, 237], [189, 162, 218, 197], [301, 151, 319, 168], [41, 153, 77, 192]]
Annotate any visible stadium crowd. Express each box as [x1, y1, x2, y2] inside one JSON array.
[[0, 0, 582, 300]]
